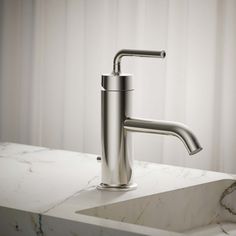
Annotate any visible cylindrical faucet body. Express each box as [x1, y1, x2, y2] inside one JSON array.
[[98, 74, 137, 190]]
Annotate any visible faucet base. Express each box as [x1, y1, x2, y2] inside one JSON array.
[[97, 183, 137, 191]]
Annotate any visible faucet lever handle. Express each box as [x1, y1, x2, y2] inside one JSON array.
[[113, 49, 166, 74]]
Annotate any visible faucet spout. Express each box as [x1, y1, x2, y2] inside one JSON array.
[[124, 118, 202, 155]]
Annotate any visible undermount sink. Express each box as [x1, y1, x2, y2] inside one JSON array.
[[77, 179, 236, 235]]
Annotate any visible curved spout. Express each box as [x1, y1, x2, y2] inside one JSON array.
[[124, 118, 202, 155]]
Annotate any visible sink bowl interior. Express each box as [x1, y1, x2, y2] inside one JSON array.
[[77, 179, 236, 235]]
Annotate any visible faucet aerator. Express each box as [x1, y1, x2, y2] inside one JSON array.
[[190, 147, 203, 156]]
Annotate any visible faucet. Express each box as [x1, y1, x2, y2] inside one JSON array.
[[97, 49, 202, 191]]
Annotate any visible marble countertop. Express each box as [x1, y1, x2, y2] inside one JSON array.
[[0, 143, 235, 236]]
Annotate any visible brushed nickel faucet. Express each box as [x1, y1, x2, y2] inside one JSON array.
[[97, 49, 202, 191]]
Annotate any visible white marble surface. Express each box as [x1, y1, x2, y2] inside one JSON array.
[[0, 142, 235, 236], [78, 179, 236, 235]]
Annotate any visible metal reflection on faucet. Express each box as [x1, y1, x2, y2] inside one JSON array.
[[97, 49, 202, 191]]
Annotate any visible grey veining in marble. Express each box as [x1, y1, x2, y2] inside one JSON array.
[[0, 142, 236, 236]]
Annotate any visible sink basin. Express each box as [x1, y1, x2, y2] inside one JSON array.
[[77, 179, 236, 235]]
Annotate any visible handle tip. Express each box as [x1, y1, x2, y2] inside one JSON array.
[[161, 51, 166, 58]]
